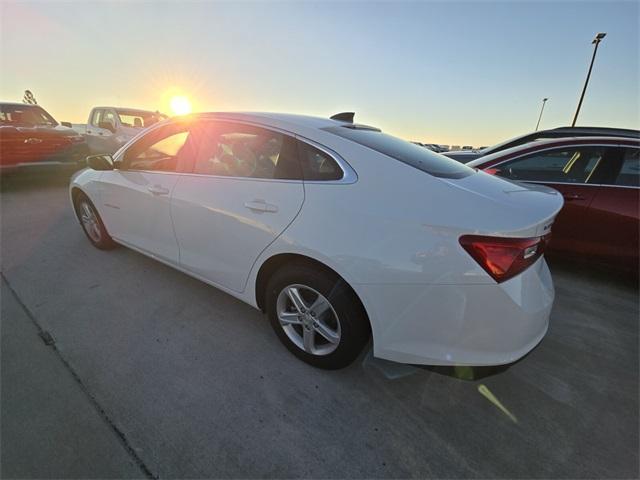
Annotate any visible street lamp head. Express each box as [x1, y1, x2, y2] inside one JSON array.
[[543, 97, 549, 102], [592, 32, 607, 44]]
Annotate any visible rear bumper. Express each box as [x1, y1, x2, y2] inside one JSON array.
[[357, 257, 554, 366]]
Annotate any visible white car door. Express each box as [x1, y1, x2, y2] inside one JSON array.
[[170, 120, 305, 293], [86, 108, 122, 154], [97, 121, 192, 264], [86, 109, 109, 155]]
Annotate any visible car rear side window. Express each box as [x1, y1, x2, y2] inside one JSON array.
[[190, 122, 302, 180], [297, 141, 343, 181], [614, 148, 640, 187], [495, 147, 606, 184], [323, 126, 474, 179]]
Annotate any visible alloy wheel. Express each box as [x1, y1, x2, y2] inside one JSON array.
[[276, 284, 342, 356], [79, 201, 102, 243]]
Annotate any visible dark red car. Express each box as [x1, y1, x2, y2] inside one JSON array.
[[0, 102, 88, 172], [467, 136, 640, 271]]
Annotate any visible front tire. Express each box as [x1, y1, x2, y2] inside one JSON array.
[[74, 193, 116, 250], [265, 263, 370, 369]]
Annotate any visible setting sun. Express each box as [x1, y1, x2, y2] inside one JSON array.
[[169, 95, 192, 116]]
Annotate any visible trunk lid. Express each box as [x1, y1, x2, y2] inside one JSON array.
[[440, 170, 564, 238]]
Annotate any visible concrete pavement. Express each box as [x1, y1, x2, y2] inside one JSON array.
[[1, 276, 145, 478], [1, 171, 638, 478]]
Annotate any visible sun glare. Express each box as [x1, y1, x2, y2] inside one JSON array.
[[170, 95, 192, 116]]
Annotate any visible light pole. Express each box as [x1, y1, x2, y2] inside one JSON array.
[[572, 32, 606, 127], [535, 97, 549, 131]]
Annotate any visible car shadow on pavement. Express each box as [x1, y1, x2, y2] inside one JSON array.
[[1, 168, 82, 193], [547, 255, 639, 288]]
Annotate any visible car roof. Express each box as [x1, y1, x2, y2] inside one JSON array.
[[172, 112, 376, 138], [546, 126, 639, 136], [467, 136, 640, 168], [0, 101, 44, 107], [196, 112, 353, 128], [481, 126, 639, 156], [136, 111, 377, 148]]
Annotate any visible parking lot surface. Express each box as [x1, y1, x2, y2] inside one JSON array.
[[1, 171, 638, 479]]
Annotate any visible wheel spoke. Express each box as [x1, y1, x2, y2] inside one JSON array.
[[303, 327, 315, 353], [286, 287, 308, 313], [313, 319, 340, 344], [278, 311, 301, 325], [82, 203, 93, 218], [309, 295, 331, 318]]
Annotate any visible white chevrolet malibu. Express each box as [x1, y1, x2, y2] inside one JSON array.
[[70, 112, 563, 369]]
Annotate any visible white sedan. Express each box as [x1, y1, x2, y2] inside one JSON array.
[[70, 112, 563, 369]]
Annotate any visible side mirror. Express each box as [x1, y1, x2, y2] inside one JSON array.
[[98, 121, 116, 133], [86, 154, 114, 171], [60, 121, 73, 128]]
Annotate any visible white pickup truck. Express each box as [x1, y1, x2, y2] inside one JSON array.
[[75, 107, 168, 155]]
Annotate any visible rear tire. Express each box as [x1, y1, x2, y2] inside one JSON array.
[[265, 263, 370, 369], [74, 193, 116, 250]]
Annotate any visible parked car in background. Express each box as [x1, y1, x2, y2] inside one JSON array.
[[445, 126, 640, 163], [425, 143, 449, 153], [411, 142, 449, 153], [0, 102, 88, 172], [75, 107, 168, 155], [70, 112, 562, 369], [468, 135, 640, 271]]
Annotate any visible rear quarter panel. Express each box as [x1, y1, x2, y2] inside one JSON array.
[[249, 137, 562, 295]]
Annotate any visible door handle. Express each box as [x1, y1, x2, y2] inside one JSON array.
[[148, 185, 170, 196], [563, 193, 585, 201], [244, 199, 278, 213]]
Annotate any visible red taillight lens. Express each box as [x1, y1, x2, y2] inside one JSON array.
[[459, 234, 549, 283]]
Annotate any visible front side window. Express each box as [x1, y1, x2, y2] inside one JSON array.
[[614, 148, 640, 187], [190, 122, 302, 180], [90, 109, 103, 127], [123, 123, 191, 172], [496, 147, 606, 184], [324, 125, 473, 179], [102, 110, 117, 129]]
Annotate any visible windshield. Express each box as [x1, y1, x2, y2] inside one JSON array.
[[0, 104, 58, 126], [324, 126, 475, 179], [116, 109, 168, 128]]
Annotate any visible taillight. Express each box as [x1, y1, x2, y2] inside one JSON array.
[[459, 234, 549, 283]]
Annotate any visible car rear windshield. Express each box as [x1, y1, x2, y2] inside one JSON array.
[[323, 126, 474, 179]]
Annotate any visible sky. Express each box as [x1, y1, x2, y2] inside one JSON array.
[[1, 0, 638, 146]]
